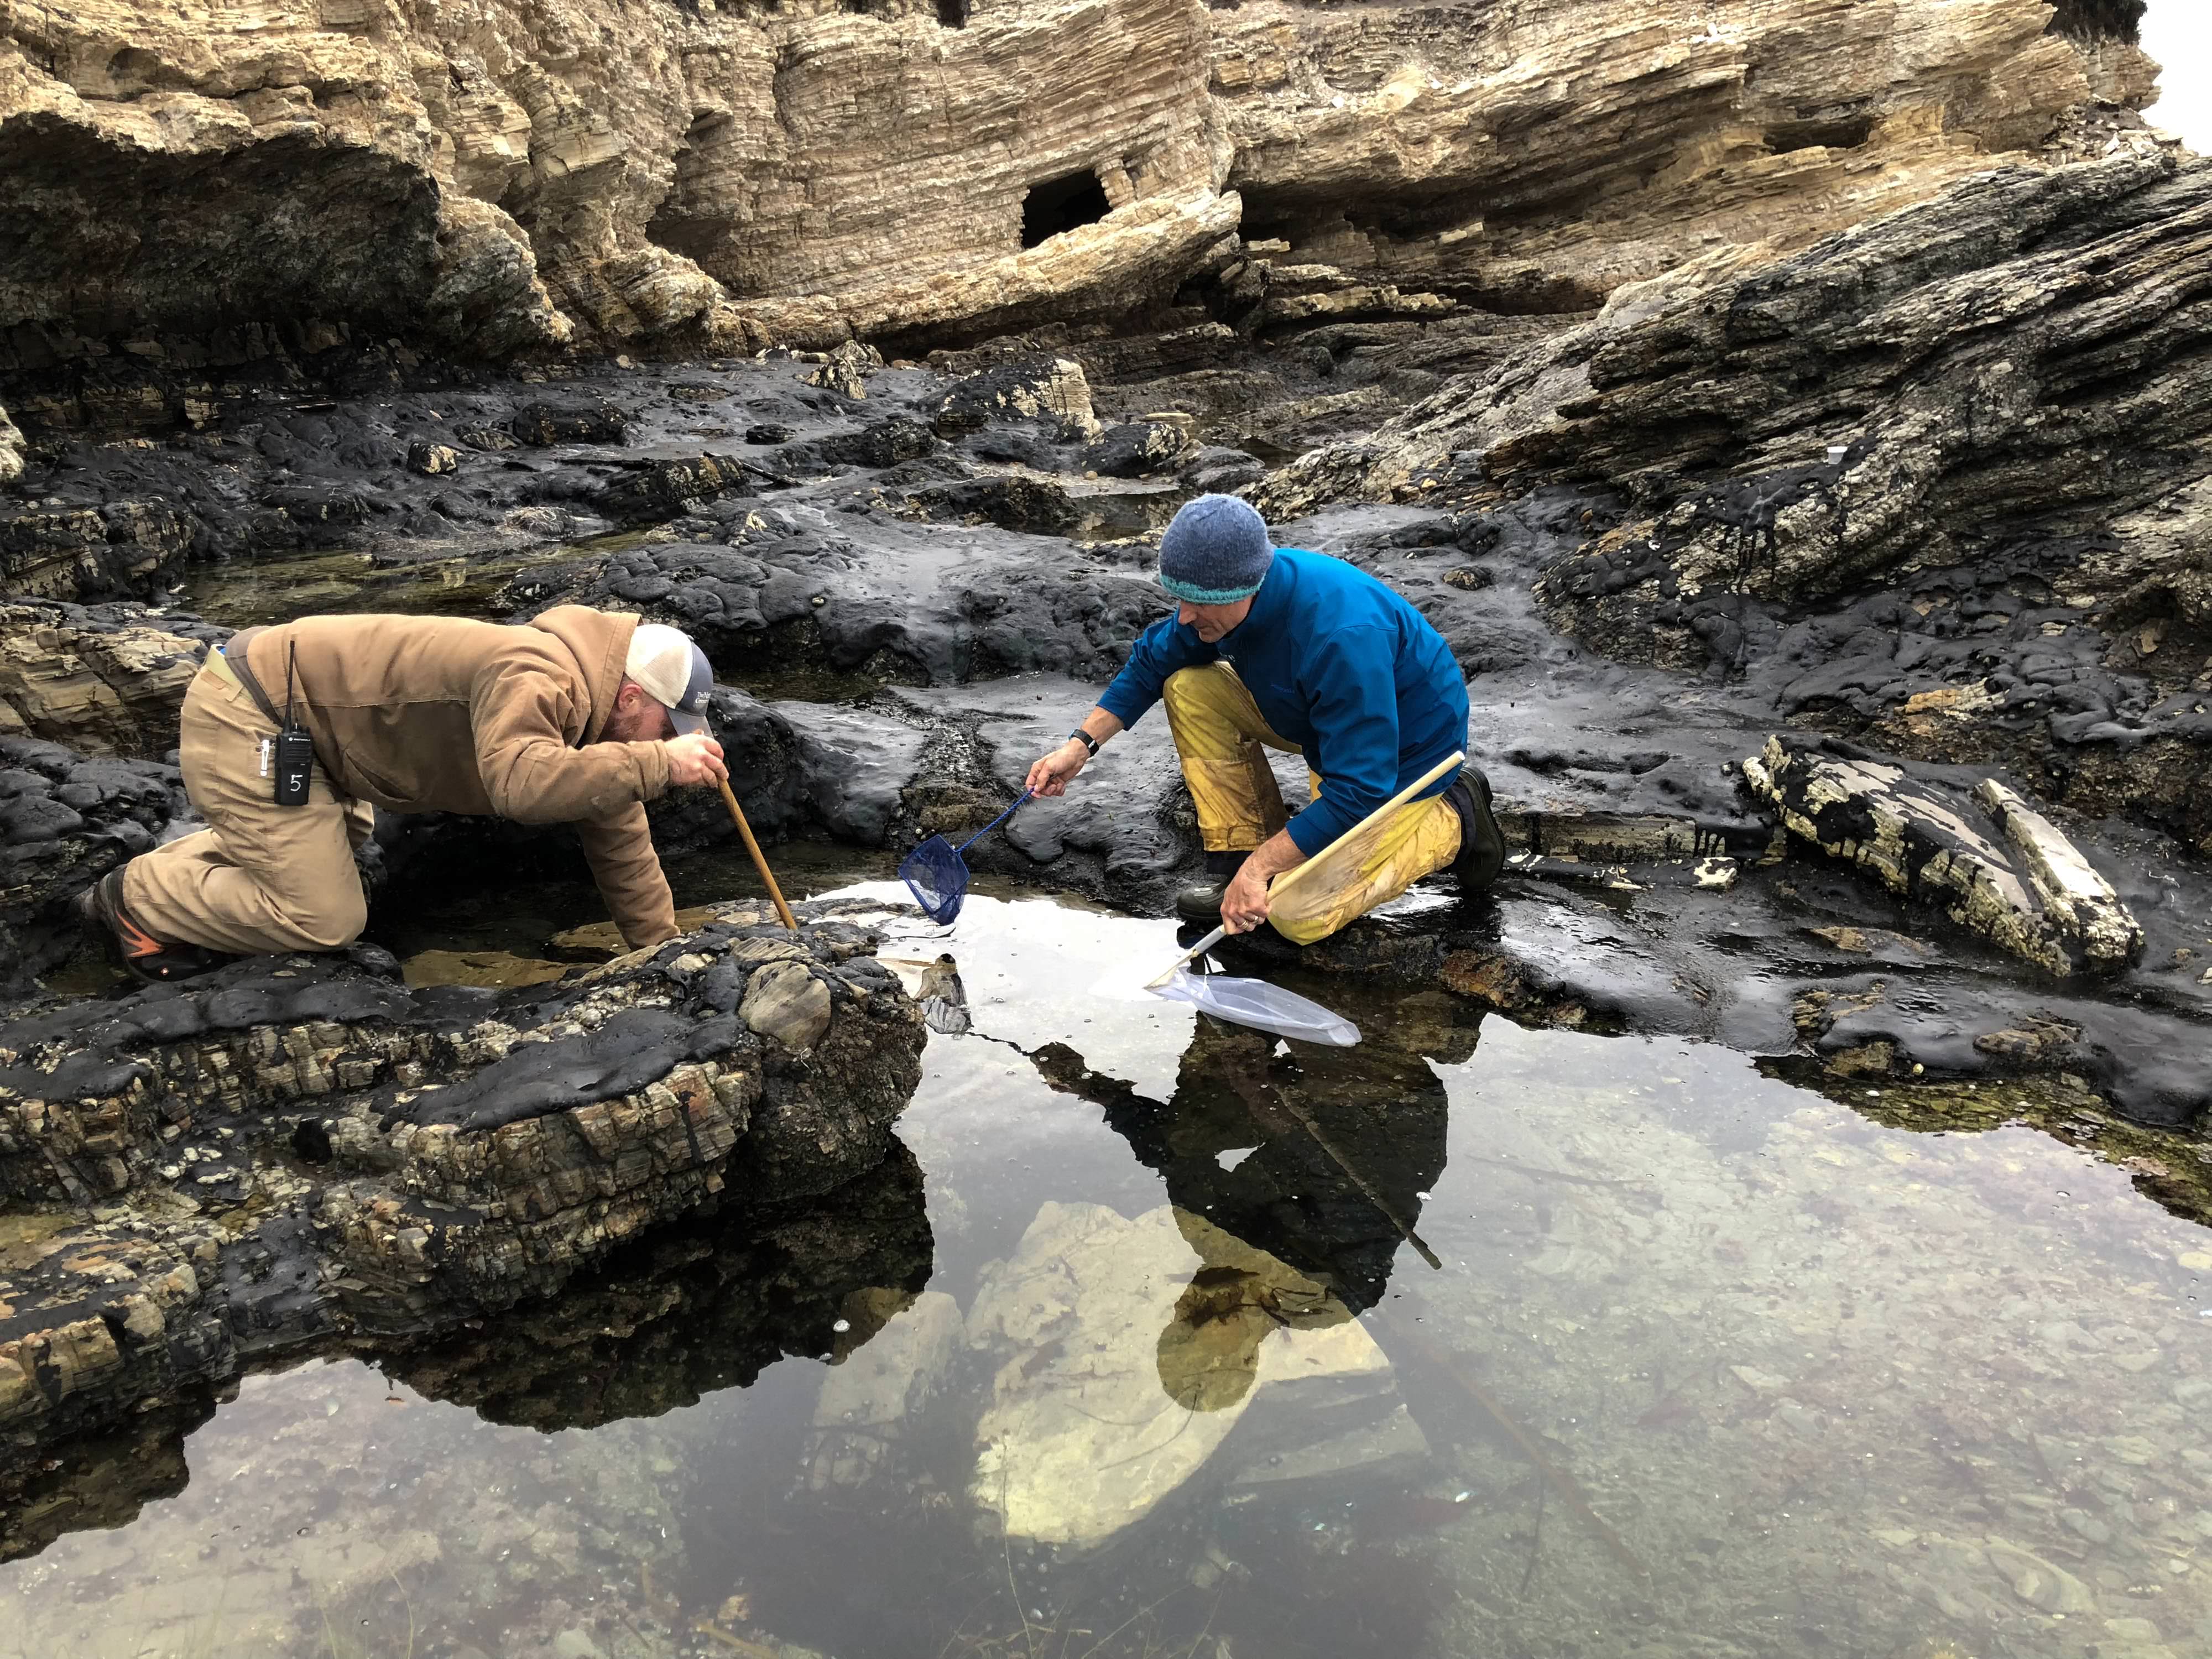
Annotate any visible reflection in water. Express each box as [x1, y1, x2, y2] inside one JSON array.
[[0, 1145, 932, 1643], [1030, 986, 1472, 1319], [5, 891, 2212, 1659], [385, 1139, 934, 1432]]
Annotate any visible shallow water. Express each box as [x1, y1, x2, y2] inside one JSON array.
[[6, 885, 2211, 1659], [170, 533, 649, 631]]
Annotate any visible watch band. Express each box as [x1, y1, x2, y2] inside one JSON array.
[[1067, 728, 1100, 757]]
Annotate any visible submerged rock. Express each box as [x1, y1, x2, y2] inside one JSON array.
[[805, 1287, 964, 1493], [967, 1202, 1417, 1550], [0, 904, 925, 1475]]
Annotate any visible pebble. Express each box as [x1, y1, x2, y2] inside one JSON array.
[[2060, 1507, 2112, 1545], [1985, 1540, 2097, 1615]]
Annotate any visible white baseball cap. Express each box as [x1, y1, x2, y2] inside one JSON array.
[[625, 623, 714, 735]]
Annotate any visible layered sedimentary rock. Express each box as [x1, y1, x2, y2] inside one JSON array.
[[1260, 150, 2212, 848], [1742, 733, 2143, 976], [0, 905, 924, 1467], [0, 0, 2157, 393], [0, 602, 218, 753], [1212, 0, 2152, 311]]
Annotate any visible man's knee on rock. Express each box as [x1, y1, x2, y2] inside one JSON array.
[[286, 889, 368, 952]]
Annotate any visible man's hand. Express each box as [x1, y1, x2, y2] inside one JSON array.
[[1025, 739, 1090, 799], [662, 731, 728, 786], [1220, 860, 1273, 934]]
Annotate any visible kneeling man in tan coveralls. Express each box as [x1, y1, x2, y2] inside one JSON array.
[[78, 605, 727, 983]]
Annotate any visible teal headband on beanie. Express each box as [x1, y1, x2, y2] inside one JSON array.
[[1159, 494, 1275, 604]]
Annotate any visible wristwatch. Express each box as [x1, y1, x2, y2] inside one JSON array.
[[1067, 728, 1100, 757]]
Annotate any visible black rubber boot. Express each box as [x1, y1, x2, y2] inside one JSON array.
[[1445, 768, 1507, 891], [74, 869, 232, 985], [1173, 850, 1249, 923]]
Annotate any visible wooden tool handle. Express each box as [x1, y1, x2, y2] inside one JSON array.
[[1141, 749, 1467, 985], [1267, 749, 1466, 901], [718, 776, 799, 931]]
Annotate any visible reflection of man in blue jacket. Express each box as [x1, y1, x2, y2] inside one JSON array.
[[1026, 495, 1505, 942]]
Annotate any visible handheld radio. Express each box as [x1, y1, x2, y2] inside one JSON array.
[[273, 642, 315, 808]]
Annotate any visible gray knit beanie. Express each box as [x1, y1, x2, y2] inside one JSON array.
[[1158, 494, 1275, 604]]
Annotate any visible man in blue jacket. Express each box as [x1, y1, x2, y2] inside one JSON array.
[[1025, 495, 1505, 942]]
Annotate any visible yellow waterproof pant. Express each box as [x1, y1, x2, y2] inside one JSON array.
[[1160, 663, 1462, 945]]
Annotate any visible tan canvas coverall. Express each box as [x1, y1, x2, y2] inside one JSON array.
[[125, 606, 680, 957]]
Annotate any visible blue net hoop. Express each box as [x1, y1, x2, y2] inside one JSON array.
[[897, 789, 1034, 926]]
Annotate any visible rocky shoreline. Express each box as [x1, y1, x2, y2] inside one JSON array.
[[1, 899, 923, 1548], [4, 0, 2211, 1589]]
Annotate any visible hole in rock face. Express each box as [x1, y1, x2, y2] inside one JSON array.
[[936, 0, 968, 23], [1765, 113, 1877, 154], [291, 1118, 333, 1164], [2046, 0, 2144, 42], [1020, 169, 1112, 248]]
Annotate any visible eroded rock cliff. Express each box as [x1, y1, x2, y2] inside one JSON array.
[[0, 0, 2159, 429]]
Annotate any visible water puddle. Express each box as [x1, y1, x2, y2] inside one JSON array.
[[6, 886, 2210, 1658], [171, 532, 646, 630]]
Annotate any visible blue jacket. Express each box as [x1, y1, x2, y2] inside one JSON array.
[[1098, 547, 1469, 857]]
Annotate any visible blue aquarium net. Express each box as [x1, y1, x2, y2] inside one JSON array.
[[898, 789, 1032, 926], [899, 834, 971, 926]]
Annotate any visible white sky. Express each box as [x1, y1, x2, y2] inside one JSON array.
[[2141, 7, 2210, 150]]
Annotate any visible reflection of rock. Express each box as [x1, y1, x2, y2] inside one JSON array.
[[0, 904, 924, 1483], [967, 1202, 1413, 1550], [805, 1286, 963, 1493], [0, 1387, 212, 1569], [1744, 734, 2143, 977], [387, 1140, 935, 1433], [3, 1142, 932, 1563]]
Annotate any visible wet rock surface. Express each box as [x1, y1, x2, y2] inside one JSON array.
[[0, 733, 187, 987], [2, 200, 2208, 1136], [0, 902, 924, 1486]]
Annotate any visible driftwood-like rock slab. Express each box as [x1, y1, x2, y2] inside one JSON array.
[[1744, 734, 2142, 977]]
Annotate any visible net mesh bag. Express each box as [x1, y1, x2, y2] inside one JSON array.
[[899, 834, 971, 925], [1151, 967, 1361, 1046]]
